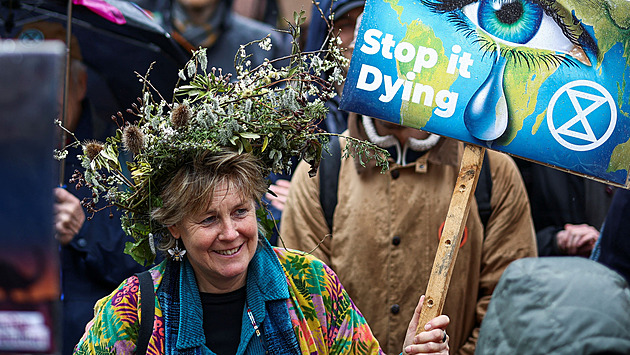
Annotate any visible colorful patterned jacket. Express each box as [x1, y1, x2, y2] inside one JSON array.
[[74, 242, 385, 355]]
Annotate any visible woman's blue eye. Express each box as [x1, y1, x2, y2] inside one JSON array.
[[477, 0, 543, 44], [202, 216, 216, 224]]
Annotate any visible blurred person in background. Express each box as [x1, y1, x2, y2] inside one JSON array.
[[15, 21, 150, 354], [516, 159, 614, 257], [280, 2, 538, 354], [135, 0, 291, 75]]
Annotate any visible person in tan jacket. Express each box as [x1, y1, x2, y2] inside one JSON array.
[[280, 113, 538, 355]]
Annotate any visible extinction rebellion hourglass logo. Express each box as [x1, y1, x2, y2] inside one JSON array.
[[547, 80, 617, 152]]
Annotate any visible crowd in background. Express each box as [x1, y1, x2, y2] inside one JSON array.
[[4, 0, 629, 354]]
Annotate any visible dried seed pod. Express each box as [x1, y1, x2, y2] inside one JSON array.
[[122, 125, 144, 156], [171, 103, 192, 129], [84, 140, 104, 161]]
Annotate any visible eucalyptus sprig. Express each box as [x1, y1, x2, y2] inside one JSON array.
[[65, 11, 389, 266]]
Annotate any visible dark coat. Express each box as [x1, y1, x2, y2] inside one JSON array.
[[476, 257, 630, 355], [516, 159, 614, 256], [597, 188, 630, 284], [135, 0, 290, 76], [198, 11, 290, 75]]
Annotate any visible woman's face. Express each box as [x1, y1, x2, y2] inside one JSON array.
[[168, 180, 259, 293]]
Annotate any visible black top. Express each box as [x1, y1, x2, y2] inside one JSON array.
[[200, 286, 247, 355]]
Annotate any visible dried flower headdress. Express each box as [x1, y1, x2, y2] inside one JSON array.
[[58, 11, 389, 266]]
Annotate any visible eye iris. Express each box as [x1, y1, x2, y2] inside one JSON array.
[[478, 0, 543, 44]]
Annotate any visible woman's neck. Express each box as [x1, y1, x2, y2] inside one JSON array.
[[195, 269, 248, 294]]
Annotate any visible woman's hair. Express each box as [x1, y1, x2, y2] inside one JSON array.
[[151, 149, 268, 251]]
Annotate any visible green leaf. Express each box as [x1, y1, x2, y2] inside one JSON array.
[[256, 208, 275, 239], [100, 145, 121, 171], [124, 239, 155, 266], [296, 10, 306, 27], [293, 11, 300, 27], [239, 132, 260, 139], [241, 137, 252, 153], [261, 136, 269, 152]]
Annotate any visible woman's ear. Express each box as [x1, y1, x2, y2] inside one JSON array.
[[167, 224, 180, 239]]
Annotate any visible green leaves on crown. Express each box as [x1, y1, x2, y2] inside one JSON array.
[[71, 11, 389, 266]]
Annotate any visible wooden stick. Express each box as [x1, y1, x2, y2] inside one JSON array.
[[59, 0, 74, 186], [416, 144, 486, 332]]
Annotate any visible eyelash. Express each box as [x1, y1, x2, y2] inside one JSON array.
[[480, 40, 579, 71], [202, 216, 216, 225], [419, 0, 595, 69], [235, 208, 249, 216], [537, 0, 581, 46], [202, 207, 249, 224], [419, 0, 475, 13]]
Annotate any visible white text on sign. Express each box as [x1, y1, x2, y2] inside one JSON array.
[[356, 28, 476, 118]]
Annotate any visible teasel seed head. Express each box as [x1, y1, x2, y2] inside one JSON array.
[[83, 140, 104, 161], [171, 103, 192, 129], [122, 125, 144, 156]]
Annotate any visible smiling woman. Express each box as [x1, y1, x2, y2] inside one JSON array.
[[73, 148, 452, 355], [159, 151, 265, 294], [69, 9, 450, 355]]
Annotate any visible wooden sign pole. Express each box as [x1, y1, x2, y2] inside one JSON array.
[[416, 144, 486, 332]]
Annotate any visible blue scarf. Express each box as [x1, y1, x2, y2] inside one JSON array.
[[157, 240, 300, 355]]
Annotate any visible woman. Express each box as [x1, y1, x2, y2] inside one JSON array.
[[68, 18, 450, 354], [74, 150, 449, 354]]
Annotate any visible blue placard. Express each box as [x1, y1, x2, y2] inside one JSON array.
[[341, 0, 630, 187]]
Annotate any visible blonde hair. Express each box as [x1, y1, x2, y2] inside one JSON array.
[[151, 150, 268, 251]]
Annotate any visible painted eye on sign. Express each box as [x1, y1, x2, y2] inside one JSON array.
[[341, 0, 630, 187]]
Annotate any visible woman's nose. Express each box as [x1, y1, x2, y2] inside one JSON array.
[[218, 218, 239, 240]]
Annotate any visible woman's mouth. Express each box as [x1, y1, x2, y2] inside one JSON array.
[[215, 245, 242, 256]]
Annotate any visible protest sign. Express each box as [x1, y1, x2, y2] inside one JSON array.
[[340, 0, 630, 332], [341, 0, 630, 187], [0, 41, 63, 354]]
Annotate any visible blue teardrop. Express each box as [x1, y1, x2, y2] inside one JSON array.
[[464, 53, 509, 141]]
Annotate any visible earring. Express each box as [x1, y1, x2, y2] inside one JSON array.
[[168, 239, 186, 262]]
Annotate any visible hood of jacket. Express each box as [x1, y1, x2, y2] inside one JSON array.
[[304, 0, 365, 53], [347, 112, 460, 173], [476, 257, 630, 355]]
